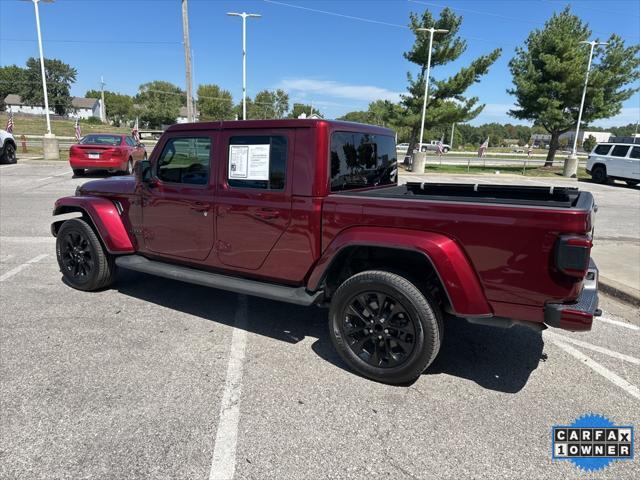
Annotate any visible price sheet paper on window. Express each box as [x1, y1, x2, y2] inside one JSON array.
[[229, 144, 270, 180]]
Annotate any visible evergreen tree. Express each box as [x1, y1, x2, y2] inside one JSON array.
[[508, 7, 640, 165]]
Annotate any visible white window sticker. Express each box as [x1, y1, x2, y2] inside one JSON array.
[[229, 145, 249, 179], [229, 144, 270, 180]]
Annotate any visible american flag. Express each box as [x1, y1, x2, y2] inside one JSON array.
[[6, 112, 14, 134], [478, 137, 489, 157], [132, 117, 140, 143], [436, 140, 444, 154], [74, 118, 81, 142]]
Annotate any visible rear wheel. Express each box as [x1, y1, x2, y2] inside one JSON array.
[[626, 180, 639, 187], [56, 218, 116, 291], [1, 142, 17, 164], [124, 157, 133, 175], [328, 270, 442, 384], [591, 164, 608, 184], [72, 168, 85, 176]]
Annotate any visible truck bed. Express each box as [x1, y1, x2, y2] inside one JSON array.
[[343, 182, 586, 208]]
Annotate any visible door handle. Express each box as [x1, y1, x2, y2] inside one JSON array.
[[254, 208, 280, 220], [191, 202, 209, 213]]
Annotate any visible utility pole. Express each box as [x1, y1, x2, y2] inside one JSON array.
[[416, 27, 449, 150], [100, 76, 106, 122], [450, 122, 456, 149], [565, 39, 608, 178], [182, 0, 194, 122], [227, 11, 261, 120], [23, 0, 58, 159]]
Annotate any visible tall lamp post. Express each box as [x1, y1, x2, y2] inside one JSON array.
[[565, 39, 608, 177], [416, 27, 448, 150], [22, 0, 58, 159], [227, 11, 261, 120]]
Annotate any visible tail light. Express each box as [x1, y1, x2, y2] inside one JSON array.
[[555, 235, 592, 277], [109, 148, 123, 156]]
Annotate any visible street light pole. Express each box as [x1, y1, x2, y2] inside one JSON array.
[[416, 27, 448, 150], [565, 40, 607, 177], [227, 12, 261, 120], [32, 0, 52, 134], [182, 0, 194, 123]]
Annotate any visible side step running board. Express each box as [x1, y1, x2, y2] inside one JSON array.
[[115, 255, 322, 306]]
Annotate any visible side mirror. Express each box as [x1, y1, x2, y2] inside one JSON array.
[[136, 159, 152, 183]]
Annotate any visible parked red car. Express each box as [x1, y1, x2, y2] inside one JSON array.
[[69, 134, 146, 176], [52, 119, 599, 384]]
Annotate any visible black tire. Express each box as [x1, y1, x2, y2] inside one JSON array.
[[124, 158, 133, 175], [329, 270, 442, 384], [443, 147, 450, 153], [143, 153, 148, 161], [72, 168, 85, 176], [1, 142, 17, 164], [626, 180, 639, 187], [591, 164, 608, 184], [56, 218, 116, 291]]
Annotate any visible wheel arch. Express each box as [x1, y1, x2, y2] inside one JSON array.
[[307, 227, 492, 317], [52, 196, 134, 254]]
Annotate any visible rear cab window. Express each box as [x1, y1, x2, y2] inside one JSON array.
[[330, 131, 397, 192]]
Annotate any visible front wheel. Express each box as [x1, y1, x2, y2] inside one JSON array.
[[56, 218, 116, 291], [626, 180, 639, 187], [1, 142, 17, 164], [328, 270, 442, 384]]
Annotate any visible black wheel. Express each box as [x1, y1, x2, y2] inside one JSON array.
[[56, 218, 116, 291], [626, 180, 639, 187], [143, 153, 148, 161], [443, 147, 450, 153], [329, 271, 442, 384], [591, 164, 607, 184], [124, 158, 133, 175], [72, 168, 85, 176], [1, 142, 17, 164]]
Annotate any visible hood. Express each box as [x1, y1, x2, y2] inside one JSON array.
[[78, 176, 137, 196]]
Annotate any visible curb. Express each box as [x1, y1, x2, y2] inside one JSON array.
[[599, 275, 640, 307]]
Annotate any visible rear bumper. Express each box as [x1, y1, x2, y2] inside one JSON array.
[[544, 259, 600, 331], [69, 157, 125, 170]]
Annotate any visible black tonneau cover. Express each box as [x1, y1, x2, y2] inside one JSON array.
[[343, 182, 585, 208]]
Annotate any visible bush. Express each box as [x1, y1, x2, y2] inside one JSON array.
[[82, 116, 104, 125], [582, 134, 597, 153]]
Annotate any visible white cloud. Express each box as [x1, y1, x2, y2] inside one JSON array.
[[591, 107, 640, 127], [279, 78, 402, 103]]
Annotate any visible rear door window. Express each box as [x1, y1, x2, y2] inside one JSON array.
[[630, 146, 640, 160], [330, 132, 397, 191], [610, 145, 630, 157], [227, 135, 287, 190], [593, 144, 611, 155]]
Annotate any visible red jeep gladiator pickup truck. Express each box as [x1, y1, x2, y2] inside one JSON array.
[[52, 119, 600, 384]]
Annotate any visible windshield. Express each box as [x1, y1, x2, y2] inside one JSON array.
[[79, 134, 122, 146]]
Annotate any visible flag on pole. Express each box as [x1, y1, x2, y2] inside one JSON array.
[[132, 117, 140, 143], [478, 137, 489, 157], [74, 118, 81, 142], [6, 112, 14, 134]]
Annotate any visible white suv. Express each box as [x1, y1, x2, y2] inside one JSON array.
[[586, 142, 640, 186]]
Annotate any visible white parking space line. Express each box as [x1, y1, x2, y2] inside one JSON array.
[[54, 171, 70, 177], [545, 331, 640, 365], [36, 176, 54, 182], [597, 316, 640, 331], [550, 339, 640, 401], [209, 295, 248, 480], [0, 254, 48, 282]]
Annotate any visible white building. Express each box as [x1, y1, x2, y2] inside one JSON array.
[[176, 106, 199, 124], [559, 130, 611, 147], [4, 94, 102, 120]]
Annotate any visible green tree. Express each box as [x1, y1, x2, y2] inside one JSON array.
[[508, 7, 640, 165], [197, 84, 234, 121], [85, 89, 133, 126], [582, 134, 597, 152], [136, 81, 184, 128], [339, 100, 411, 142], [402, 8, 501, 150], [0, 65, 26, 111], [248, 89, 290, 119], [288, 103, 323, 119], [20, 57, 77, 115]]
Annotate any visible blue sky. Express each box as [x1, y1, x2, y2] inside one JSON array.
[[0, 0, 638, 127]]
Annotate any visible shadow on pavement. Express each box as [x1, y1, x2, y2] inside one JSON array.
[[115, 269, 545, 393]]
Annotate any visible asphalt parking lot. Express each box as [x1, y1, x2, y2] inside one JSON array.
[[1, 162, 639, 479]]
